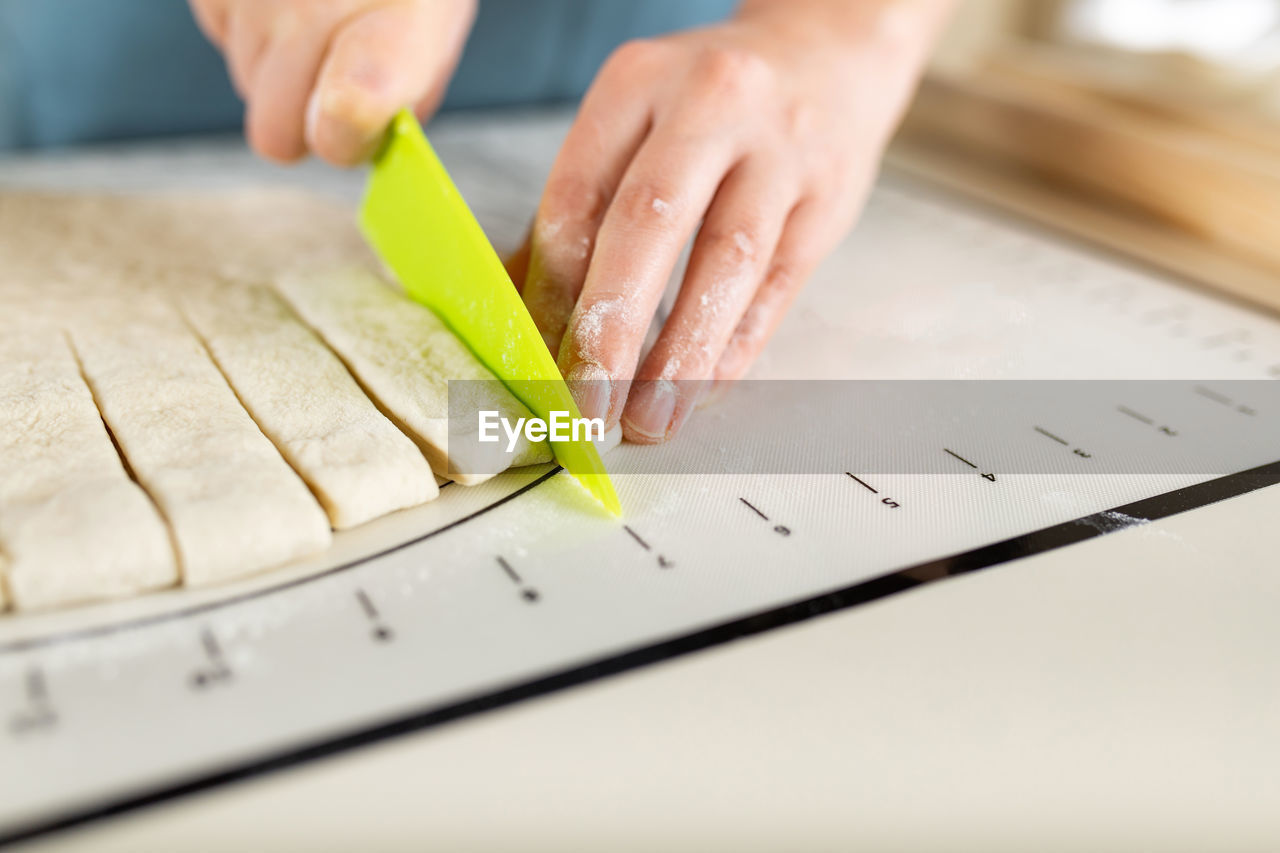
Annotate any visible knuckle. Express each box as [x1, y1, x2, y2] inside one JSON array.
[[604, 38, 667, 76], [699, 225, 762, 265], [763, 258, 804, 296], [782, 102, 820, 141], [693, 46, 773, 99], [615, 179, 680, 228]]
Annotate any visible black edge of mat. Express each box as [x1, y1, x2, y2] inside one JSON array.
[[4, 459, 1279, 846]]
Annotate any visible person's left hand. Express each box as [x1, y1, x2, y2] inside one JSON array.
[[506, 0, 945, 443]]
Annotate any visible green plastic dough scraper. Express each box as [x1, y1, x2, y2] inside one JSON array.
[[360, 109, 621, 516]]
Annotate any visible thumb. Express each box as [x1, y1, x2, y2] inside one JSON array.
[[306, 1, 476, 166]]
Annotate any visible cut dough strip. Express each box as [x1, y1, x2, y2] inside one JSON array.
[[275, 266, 552, 485], [71, 308, 332, 586], [0, 329, 177, 610], [181, 281, 439, 529]]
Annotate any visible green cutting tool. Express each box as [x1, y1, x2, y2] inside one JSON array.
[[360, 109, 621, 516]]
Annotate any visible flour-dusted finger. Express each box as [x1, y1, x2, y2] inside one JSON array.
[[521, 40, 656, 360], [181, 280, 439, 529], [0, 328, 176, 610], [554, 118, 739, 428], [623, 156, 795, 443], [275, 266, 552, 485], [71, 308, 331, 587], [714, 196, 848, 384]]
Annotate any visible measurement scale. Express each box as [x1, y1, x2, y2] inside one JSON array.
[[1, 112, 1278, 846]]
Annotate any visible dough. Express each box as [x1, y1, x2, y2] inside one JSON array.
[[70, 307, 332, 586], [0, 328, 177, 610], [275, 266, 553, 485], [181, 280, 439, 529], [0, 189, 605, 613]]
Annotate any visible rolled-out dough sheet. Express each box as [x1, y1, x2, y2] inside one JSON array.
[[275, 266, 553, 485], [0, 190, 372, 296], [181, 281, 439, 529], [70, 309, 332, 586], [0, 329, 177, 610]]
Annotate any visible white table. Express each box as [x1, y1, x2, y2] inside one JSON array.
[[3, 110, 1278, 852]]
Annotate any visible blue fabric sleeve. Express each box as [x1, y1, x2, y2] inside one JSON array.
[[0, 0, 736, 150], [446, 0, 737, 109], [0, 0, 243, 149]]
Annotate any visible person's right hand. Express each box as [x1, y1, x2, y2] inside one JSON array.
[[190, 0, 476, 165]]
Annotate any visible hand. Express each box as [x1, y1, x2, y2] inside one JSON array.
[[510, 0, 949, 443], [190, 0, 476, 165]]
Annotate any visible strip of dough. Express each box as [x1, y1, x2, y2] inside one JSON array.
[[180, 281, 438, 529], [275, 266, 553, 485], [71, 308, 332, 586], [0, 329, 177, 609]]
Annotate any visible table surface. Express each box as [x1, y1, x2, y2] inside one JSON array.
[[3, 109, 1279, 853]]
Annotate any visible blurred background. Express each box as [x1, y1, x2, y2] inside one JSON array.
[[1, 0, 1276, 308], [939, 0, 1280, 111], [906, 0, 1280, 315]]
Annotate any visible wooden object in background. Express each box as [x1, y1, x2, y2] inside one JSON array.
[[980, 42, 1280, 155], [898, 58, 1280, 315]]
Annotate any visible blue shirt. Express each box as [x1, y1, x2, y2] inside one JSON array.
[[0, 0, 735, 149]]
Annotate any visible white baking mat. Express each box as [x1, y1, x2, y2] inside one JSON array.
[[1, 110, 1278, 842]]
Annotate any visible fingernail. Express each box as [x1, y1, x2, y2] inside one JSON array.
[[309, 86, 382, 164], [624, 379, 677, 440], [566, 362, 612, 421]]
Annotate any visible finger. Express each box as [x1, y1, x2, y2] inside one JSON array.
[[307, 2, 474, 166], [711, 156, 880, 392], [223, 5, 270, 100], [621, 158, 795, 443], [712, 196, 837, 385], [190, 0, 231, 47], [412, 70, 453, 123], [521, 42, 658, 361], [244, 8, 341, 163], [555, 124, 739, 425], [504, 226, 531, 294]]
